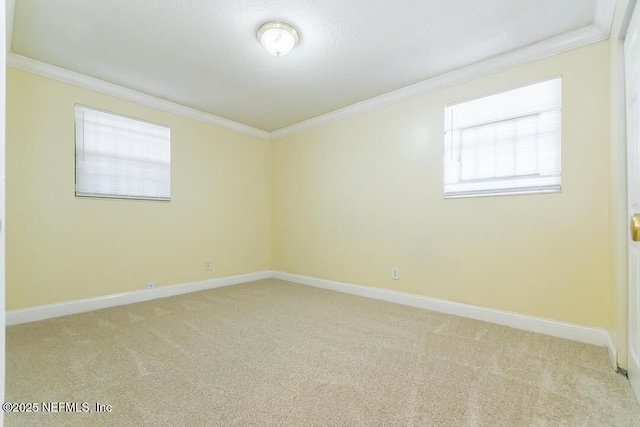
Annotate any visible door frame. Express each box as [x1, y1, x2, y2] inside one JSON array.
[[616, 0, 640, 402], [612, 0, 637, 373], [1, 0, 7, 422]]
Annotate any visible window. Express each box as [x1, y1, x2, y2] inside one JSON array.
[[75, 105, 171, 201], [444, 77, 561, 198]]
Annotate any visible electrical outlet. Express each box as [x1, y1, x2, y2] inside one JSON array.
[[146, 281, 157, 289], [391, 268, 399, 280], [205, 261, 212, 270]]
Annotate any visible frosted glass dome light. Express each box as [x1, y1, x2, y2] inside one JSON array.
[[257, 22, 299, 56]]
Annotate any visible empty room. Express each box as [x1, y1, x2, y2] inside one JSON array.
[[3, 0, 640, 425]]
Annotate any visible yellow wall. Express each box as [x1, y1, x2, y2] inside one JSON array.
[[272, 41, 612, 327], [6, 68, 271, 310], [7, 40, 614, 331]]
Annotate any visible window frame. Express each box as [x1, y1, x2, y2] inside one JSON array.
[[74, 104, 172, 202], [443, 76, 562, 199]]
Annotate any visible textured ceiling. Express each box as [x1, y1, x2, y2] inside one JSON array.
[[11, 0, 600, 132]]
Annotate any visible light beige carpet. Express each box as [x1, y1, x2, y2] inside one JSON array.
[[6, 279, 640, 426]]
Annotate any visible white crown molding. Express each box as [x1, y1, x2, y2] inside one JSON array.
[[273, 271, 617, 368], [6, 2, 613, 141], [595, 0, 618, 34], [6, 270, 271, 325], [614, 0, 638, 40], [6, 53, 272, 141], [271, 24, 607, 140]]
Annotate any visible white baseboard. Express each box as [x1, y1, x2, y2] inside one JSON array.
[[7, 269, 619, 371], [273, 271, 617, 364], [6, 271, 271, 326], [605, 332, 619, 371]]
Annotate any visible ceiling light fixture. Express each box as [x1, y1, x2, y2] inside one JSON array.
[[257, 21, 299, 57]]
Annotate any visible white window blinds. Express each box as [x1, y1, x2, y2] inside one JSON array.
[[444, 77, 562, 198], [75, 105, 171, 201]]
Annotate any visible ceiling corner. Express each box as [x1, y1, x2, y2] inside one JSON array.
[[595, 0, 618, 36]]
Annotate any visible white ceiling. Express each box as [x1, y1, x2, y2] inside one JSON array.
[[8, 0, 613, 135]]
